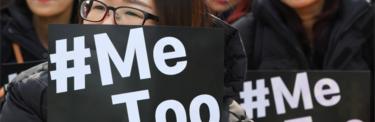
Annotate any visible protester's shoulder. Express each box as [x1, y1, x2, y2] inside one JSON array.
[[210, 14, 240, 39], [8, 62, 48, 97], [339, 0, 373, 33], [341, 0, 373, 22], [3, 63, 48, 121], [232, 12, 255, 30]]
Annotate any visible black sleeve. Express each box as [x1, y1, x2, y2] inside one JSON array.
[[224, 28, 247, 102], [232, 13, 257, 70], [362, 7, 374, 70], [0, 63, 48, 122], [232, 13, 254, 51], [210, 17, 247, 101], [211, 16, 248, 102]]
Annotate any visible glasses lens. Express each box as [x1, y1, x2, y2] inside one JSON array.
[[80, 0, 107, 21], [115, 7, 145, 25]]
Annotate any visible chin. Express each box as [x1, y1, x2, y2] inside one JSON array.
[[283, 0, 318, 9], [33, 11, 60, 17], [30, 8, 60, 17], [211, 5, 230, 13]]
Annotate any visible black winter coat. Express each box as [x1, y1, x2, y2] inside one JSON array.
[[1, 0, 47, 64], [0, 63, 48, 122], [233, 0, 373, 70]]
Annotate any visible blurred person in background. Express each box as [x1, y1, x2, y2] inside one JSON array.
[[206, 0, 251, 24], [1, 0, 79, 64], [0, 0, 79, 101], [0, 0, 251, 121], [234, 0, 373, 70]]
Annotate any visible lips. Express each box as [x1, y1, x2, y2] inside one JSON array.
[[37, 0, 50, 4]]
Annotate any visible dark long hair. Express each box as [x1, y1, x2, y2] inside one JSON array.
[[154, 0, 212, 27]]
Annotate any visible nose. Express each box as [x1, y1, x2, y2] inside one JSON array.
[[101, 11, 116, 25]]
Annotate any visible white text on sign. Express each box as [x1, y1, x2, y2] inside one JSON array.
[[240, 72, 342, 119], [111, 90, 220, 122], [50, 28, 187, 93]]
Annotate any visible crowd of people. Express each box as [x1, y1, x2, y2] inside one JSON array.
[[0, 0, 373, 122]]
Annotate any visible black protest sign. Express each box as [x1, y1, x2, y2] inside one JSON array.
[[1, 60, 45, 86], [239, 71, 371, 122], [48, 25, 224, 122]]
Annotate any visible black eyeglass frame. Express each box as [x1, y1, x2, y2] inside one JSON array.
[[80, 0, 159, 25]]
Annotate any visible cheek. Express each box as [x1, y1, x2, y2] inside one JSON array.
[[143, 20, 157, 26], [83, 20, 102, 25], [52, 0, 74, 14]]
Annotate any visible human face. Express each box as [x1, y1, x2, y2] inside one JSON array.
[[281, 0, 322, 9], [81, 0, 157, 25], [205, 0, 239, 13], [26, 0, 74, 17]]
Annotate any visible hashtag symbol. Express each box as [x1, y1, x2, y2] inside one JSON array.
[[240, 79, 270, 119], [50, 36, 91, 93]]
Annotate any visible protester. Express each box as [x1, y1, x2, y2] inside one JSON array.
[[0, 0, 79, 99], [234, 0, 373, 70], [0, 0, 250, 121], [1, 0, 79, 63]]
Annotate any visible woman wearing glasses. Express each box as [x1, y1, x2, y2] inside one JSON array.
[[0, 0, 250, 122], [80, 0, 158, 25], [81, 1, 250, 121]]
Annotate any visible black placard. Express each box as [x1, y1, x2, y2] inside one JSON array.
[[48, 25, 224, 122], [240, 71, 371, 122]]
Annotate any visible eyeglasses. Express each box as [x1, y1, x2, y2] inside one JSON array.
[[80, 0, 159, 25]]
